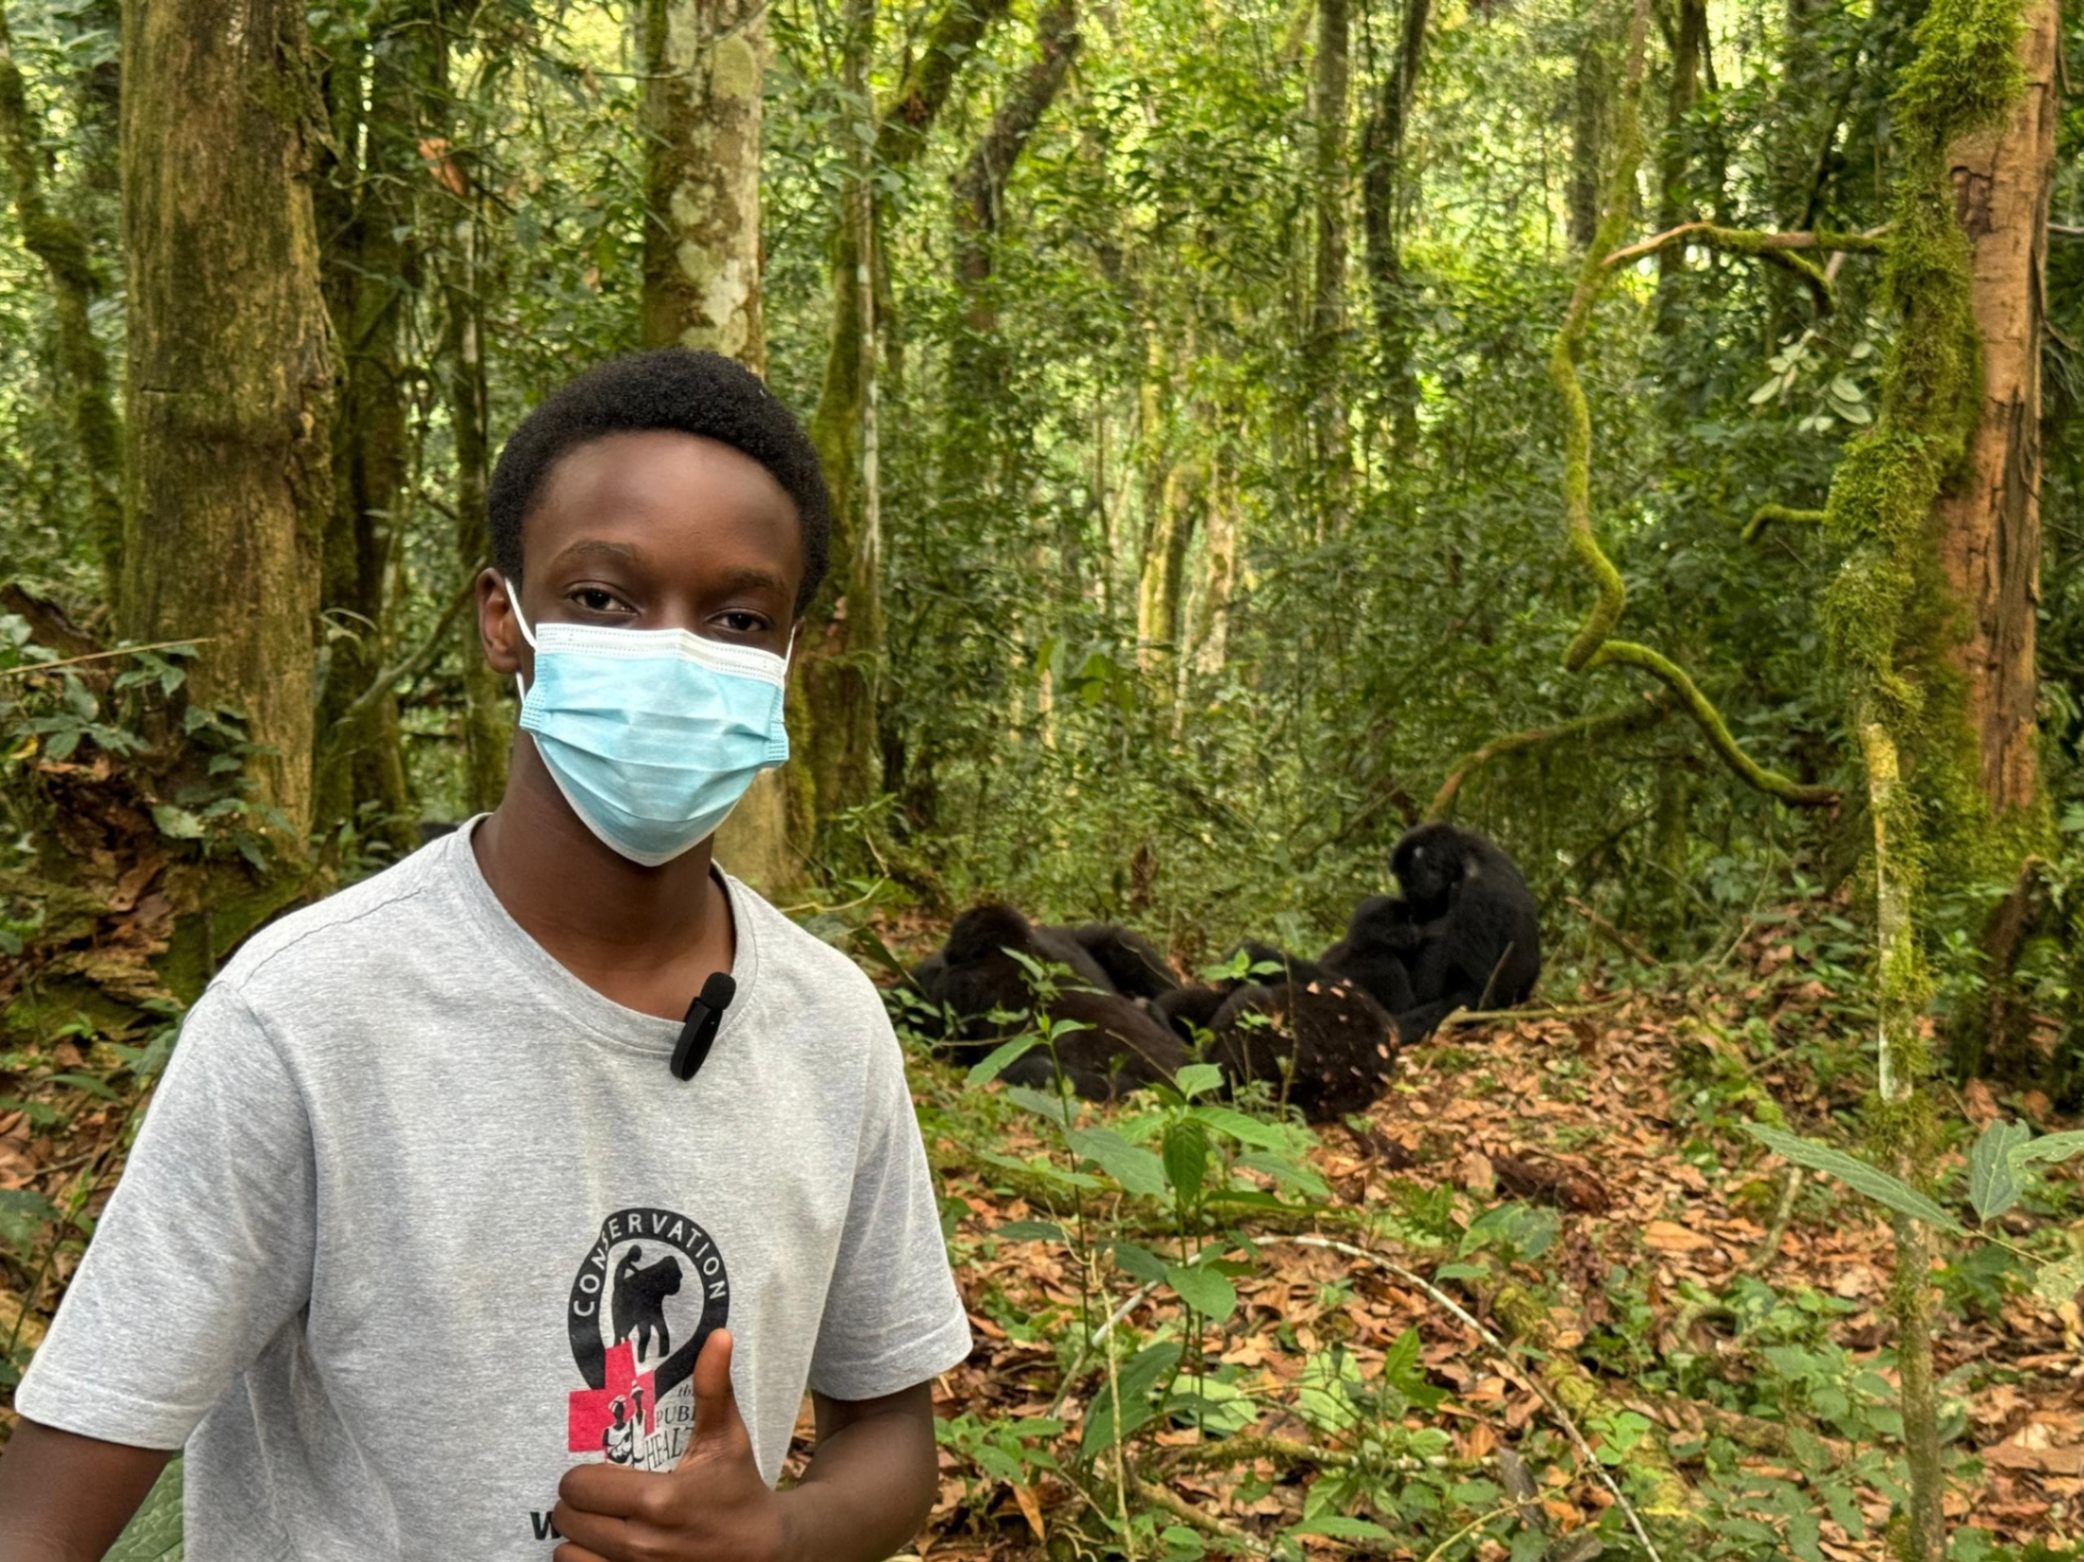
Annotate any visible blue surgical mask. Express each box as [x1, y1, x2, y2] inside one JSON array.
[[508, 582, 791, 866]]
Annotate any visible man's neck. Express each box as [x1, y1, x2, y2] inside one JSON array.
[[471, 739, 733, 1015]]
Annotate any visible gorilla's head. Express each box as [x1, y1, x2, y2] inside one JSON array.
[[944, 903, 1036, 966], [1391, 823, 1468, 912]]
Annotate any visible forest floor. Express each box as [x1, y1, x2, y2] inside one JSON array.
[[862, 919, 2084, 1561], [4, 913, 2081, 1560]]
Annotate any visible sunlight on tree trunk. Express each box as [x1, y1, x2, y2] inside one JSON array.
[[1361, 0, 1430, 457], [1310, 0, 1350, 533], [118, 0, 333, 843]]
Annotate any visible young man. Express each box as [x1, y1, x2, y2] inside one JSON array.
[[0, 350, 972, 1561]]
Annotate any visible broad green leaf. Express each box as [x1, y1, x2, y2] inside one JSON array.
[[0, 1188, 58, 1253], [1162, 1118, 1210, 1202], [966, 1035, 1040, 1086], [993, 1220, 1064, 1243], [151, 804, 204, 840], [1174, 1062, 1224, 1100], [1080, 1342, 1181, 1458], [1968, 1120, 2031, 1221], [1065, 1126, 1168, 1198], [1166, 1261, 1237, 1323], [1290, 1515, 1395, 1541], [1743, 1124, 1964, 1233], [1193, 1104, 1296, 1151], [1234, 1149, 1329, 1200], [1112, 1241, 1168, 1285]]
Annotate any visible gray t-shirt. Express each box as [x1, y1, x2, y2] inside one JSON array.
[[15, 824, 971, 1559]]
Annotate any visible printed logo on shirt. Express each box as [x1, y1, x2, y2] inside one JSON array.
[[564, 1205, 731, 1472]]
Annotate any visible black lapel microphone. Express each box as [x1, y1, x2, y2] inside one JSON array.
[[670, 972, 737, 1082]]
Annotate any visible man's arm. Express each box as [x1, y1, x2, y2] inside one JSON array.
[[0, 1420, 172, 1562], [780, 1383, 939, 1562]]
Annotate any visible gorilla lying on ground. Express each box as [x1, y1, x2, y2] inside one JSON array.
[[1150, 940, 1321, 1042], [912, 904, 1188, 1099], [1323, 822, 1540, 1039], [1208, 976, 1398, 1123], [1065, 923, 1180, 1000]]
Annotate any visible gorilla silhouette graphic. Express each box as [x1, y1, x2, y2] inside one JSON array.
[[611, 1246, 684, 1360]]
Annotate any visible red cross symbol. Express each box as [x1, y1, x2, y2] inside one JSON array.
[[568, 1340, 657, 1454]]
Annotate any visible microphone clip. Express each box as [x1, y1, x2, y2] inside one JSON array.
[[670, 972, 737, 1082]]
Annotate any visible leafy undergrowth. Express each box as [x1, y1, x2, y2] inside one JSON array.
[[848, 925, 2084, 1562]]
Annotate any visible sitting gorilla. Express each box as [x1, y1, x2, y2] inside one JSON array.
[[1208, 976, 1398, 1123], [1063, 923, 1180, 1000], [1327, 823, 1540, 1039], [1152, 940, 1320, 1042], [922, 903, 1188, 1099]]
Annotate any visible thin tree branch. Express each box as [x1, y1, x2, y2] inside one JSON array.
[[1428, 692, 1673, 819], [322, 573, 480, 749], [1743, 503, 1828, 543]]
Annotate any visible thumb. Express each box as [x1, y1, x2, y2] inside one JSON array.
[[683, 1327, 744, 1457]]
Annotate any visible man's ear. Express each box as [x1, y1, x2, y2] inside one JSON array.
[[479, 569, 524, 677]]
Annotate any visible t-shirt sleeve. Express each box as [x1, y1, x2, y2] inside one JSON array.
[[13, 981, 316, 1449], [806, 1022, 971, 1401]]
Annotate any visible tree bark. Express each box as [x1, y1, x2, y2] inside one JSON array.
[[118, 0, 334, 842], [1567, 1, 1610, 253], [639, 0, 765, 362], [1360, 0, 1429, 457], [1932, 0, 2056, 818], [637, 0, 792, 890], [313, 4, 422, 847], [1653, 0, 1707, 314], [0, 0, 123, 589], [1310, 0, 1350, 529]]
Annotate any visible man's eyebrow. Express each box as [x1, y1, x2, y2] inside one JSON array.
[[548, 539, 644, 569], [710, 565, 791, 597]]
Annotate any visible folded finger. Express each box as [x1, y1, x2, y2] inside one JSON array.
[[550, 1500, 635, 1560]]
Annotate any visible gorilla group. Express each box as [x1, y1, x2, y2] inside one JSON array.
[[903, 823, 1539, 1122]]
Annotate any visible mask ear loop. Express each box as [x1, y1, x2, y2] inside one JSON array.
[[505, 578, 537, 702]]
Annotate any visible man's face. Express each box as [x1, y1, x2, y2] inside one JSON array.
[[482, 428, 806, 680]]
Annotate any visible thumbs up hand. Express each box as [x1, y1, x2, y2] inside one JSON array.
[[551, 1330, 789, 1562]]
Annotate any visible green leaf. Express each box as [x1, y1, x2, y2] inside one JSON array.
[[1829, 375, 1863, 403], [150, 804, 205, 841], [1162, 1118, 1211, 1202], [993, 1220, 1065, 1242], [2013, 1130, 2084, 1171], [0, 1188, 58, 1254], [966, 1035, 1040, 1087], [1066, 1126, 1169, 1198], [1174, 1062, 1224, 1099], [2031, 1254, 2084, 1307], [1233, 1149, 1330, 1200], [1968, 1120, 2031, 1221], [1112, 1241, 1168, 1285], [1839, 400, 1874, 426], [106, 1460, 183, 1562], [1166, 1261, 1238, 1323], [1747, 376, 1784, 405], [1192, 1104, 1295, 1151], [1290, 1515, 1395, 1541], [1743, 1124, 1965, 1233]]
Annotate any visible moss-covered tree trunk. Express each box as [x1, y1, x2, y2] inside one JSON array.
[[118, 0, 334, 844], [637, 0, 790, 890], [312, 4, 422, 849], [1652, 0, 1706, 318], [794, 0, 1013, 859], [1931, 0, 2056, 821], [0, 0, 123, 590]]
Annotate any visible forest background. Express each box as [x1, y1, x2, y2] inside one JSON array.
[[1, 0, 2083, 1554]]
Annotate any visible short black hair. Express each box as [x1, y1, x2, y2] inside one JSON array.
[[488, 348, 832, 617]]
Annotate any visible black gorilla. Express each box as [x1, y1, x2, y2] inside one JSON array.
[[1327, 823, 1540, 1038], [1318, 899, 1419, 1017], [1208, 976, 1398, 1123], [1063, 923, 1180, 1000], [922, 904, 1188, 1099]]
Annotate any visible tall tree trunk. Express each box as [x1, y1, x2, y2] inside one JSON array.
[[313, 6, 420, 848], [118, 0, 334, 843], [1360, 0, 1430, 456], [0, 0, 123, 590], [1933, 0, 2056, 819], [1567, 1, 1610, 252], [1653, 0, 1707, 319], [427, 31, 508, 817], [638, 0, 787, 889], [1310, 0, 1350, 530], [794, 0, 1014, 858], [639, 0, 764, 360], [1135, 457, 1202, 679], [1188, 444, 1242, 678]]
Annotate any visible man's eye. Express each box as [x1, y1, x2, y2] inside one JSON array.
[[571, 588, 626, 613], [717, 611, 767, 634]]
